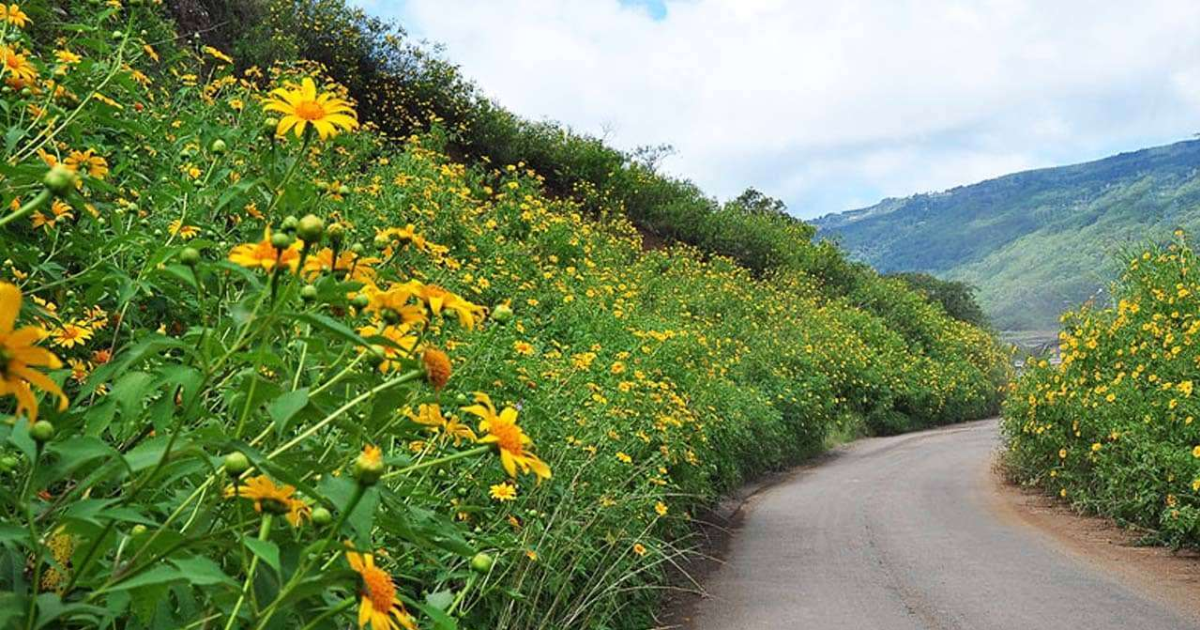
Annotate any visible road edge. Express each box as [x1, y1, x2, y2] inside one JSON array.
[[984, 457, 1200, 624]]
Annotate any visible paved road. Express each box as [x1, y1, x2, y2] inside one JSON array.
[[688, 419, 1197, 630]]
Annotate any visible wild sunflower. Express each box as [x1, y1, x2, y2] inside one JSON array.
[[1, 4, 29, 28], [51, 322, 92, 349], [1, 46, 37, 88], [168, 220, 200, 240], [225, 475, 311, 527], [0, 283, 67, 422], [345, 546, 417, 630], [463, 393, 551, 481], [408, 281, 486, 329], [263, 77, 358, 140], [228, 228, 302, 273], [489, 482, 517, 502]]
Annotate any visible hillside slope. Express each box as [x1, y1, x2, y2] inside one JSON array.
[[814, 139, 1200, 331]]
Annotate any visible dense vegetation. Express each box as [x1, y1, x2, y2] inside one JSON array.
[[1002, 234, 1200, 548], [815, 139, 1200, 332], [0, 2, 1007, 628]]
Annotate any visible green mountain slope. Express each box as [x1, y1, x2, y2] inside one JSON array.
[[813, 139, 1200, 331]]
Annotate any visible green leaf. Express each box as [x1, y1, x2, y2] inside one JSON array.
[[108, 565, 186, 592], [291, 312, 370, 349], [169, 556, 236, 587], [267, 388, 309, 435], [243, 537, 281, 574]]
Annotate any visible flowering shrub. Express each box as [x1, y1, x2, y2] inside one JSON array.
[[0, 4, 1008, 629], [1002, 233, 1200, 548]]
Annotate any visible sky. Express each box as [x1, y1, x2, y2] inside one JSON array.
[[349, 0, 1200, 219]]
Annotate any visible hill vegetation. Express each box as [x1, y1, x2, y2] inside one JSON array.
[[0, 1, 1007, 628], [814, 139, 1200, 332]]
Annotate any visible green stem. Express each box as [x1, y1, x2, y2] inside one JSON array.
[[264, 130, 312, 219], [296, 598, 355, 630], [381, 445, 491, 480], [224, 514, 273, 630]]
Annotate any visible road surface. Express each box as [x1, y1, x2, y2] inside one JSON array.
[[686, 419, 1197, 630]]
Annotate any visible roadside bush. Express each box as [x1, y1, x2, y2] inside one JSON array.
[[1002, 233, 1200, 547]]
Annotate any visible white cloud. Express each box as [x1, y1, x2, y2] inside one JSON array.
[[351, 0, 1200, 218]]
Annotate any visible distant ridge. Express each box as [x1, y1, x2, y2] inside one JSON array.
[[813, 139, 1200, 331]]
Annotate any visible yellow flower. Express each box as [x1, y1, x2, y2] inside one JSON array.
[[1191, 445, 1200, 458], [655, 501, 668, 516], [408, 281, 485, 329], [168, 220, 200, 240], [1090, 442, 1101, 453], [1, 46, 36, 87], [263, 77, 358, 140], [632, 543, 647, 557], [1058, 448, 1067, 459], [51, 322, 92, 349], [0, 283, 67, 421], [228, 228, 302, 273], [406, 403, 477, 445], [464, 393, 551, 481], [357, 324, 417, 373], [303, 248, 378, 283], [0, 4, 28, 28], [224, 475, 310, 527], [65, 149, 109, 180], [202, 46, 233, 64], [489, 482, 517, 502], [345, 546, 417, 630], [616, 451, 632, 464], [31, 200, 73, 231]]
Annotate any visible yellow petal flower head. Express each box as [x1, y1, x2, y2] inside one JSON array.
[[228, 227, 303, 273], [408, 281, 486, 330], [263, 77, 358, 140], [345, 546, 417, 630], [1, 4, 29, 28], [0, 46, 37, 88], [464, 393, 551, 481], [0, 283, 67, 422], [224, 474, 310, 526]]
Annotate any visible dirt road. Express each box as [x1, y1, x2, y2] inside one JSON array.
[[683, 419, 1198, 629]]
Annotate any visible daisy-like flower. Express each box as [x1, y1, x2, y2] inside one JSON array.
[[463, 393, 551, 481], [31, 200, 74, 231], [51, 322, 92, 349], [1, 4, 29, 28], [0, 283, 68, 422], [202, 46, 233, 64], [224, 474, 311, 527], [489, 482, 517, 502], [168, 219, 200, 240], [357, 324, 417, 373], [406, 403, 477, 445], [361, 283, 426, 327], [303, 248, 378, 283], [345, 546, 417, 630], [1, 46, 37, 87], [65, 149, 109, 180], [263, 77, 358, 140], [228, 228, 303, 273], [408, 281, 486, 330]]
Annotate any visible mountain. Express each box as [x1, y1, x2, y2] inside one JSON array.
[[813, 139, 1200, 332]]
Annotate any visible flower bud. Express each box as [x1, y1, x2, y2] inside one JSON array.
[[280, 215, 299, 233], [210, 139, 227, 154], [492, 303, 514, 323], [470, 552, 494, 573], [353, 445, 385, 486], [338, 185, 351, 196], [373, 234, 390, 250], [263, 117, 279, 135], [43, 165, 77, 196], [350, 243, 365, 256], [131, 524, 148, 537], [351, 294, 371, 309], [311, 507, 333, 526], [180, 247, 201, 267], [0, 455, 18, 472], [327, 223, 345, 246], [30, 420, 55, 443], [270, 231, 294, 250], [297, 214, 324, 244], [300, 284, 318, 302], [223, 452, 250, 475]]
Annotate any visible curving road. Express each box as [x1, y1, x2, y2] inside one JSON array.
[[685, 419, 1197, 630]]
